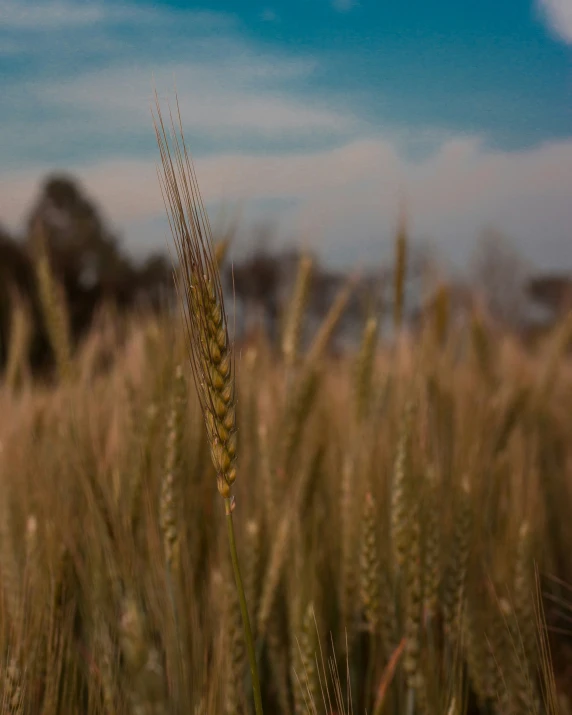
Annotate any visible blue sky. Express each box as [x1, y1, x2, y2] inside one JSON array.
[[0, 0, 571, 272]]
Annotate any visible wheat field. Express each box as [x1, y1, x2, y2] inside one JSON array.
[[0, 102, 571, 715]]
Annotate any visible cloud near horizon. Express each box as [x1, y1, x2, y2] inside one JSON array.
[[537, 0, 572, 43], [0, 0, 571, 274], [2, 132, 571, 272]]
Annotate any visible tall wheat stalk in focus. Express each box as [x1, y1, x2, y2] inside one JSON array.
[[153, 92, 264, 715]]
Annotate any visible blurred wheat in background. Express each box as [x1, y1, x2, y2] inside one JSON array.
[[0, 97, 572, 715]]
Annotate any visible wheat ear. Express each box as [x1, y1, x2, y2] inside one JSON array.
[[5, 290, 31, 391], [463, 595, 499, 706], [402, 468, 426, 711], [153, 92, 263, 715], [390, 399, 414, 574], [422, 465, 441, 624], [393, 203, 408, 332], [292, 601, 319, 715], [354, 316, 379, 423], [3, 657, 24, 714], [340, 454, 359, 646], [215, 238, 231, 267], [360, 492, 397, 659], [442, 477, 473, 641], [282, 252, 313, 371], [160, 364, 187, 575], [306, 274, 355, 364], [512, 522, 538, 677], [119, 592, 167, 714], [33, 219, 74, 382]]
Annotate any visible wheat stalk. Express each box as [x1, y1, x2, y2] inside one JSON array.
[[282, 252, 313, 371], [153, 92, 263, 715], [393, 203, 408, 332], [33, 220, 74, 383]]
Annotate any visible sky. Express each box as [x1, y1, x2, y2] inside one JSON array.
[[0, 0, 571, 273]]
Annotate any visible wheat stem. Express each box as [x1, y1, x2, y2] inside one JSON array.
[[225, 497, 264, 715]]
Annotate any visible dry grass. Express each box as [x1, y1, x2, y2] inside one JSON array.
[[0, 102, 571, 715], [1, 277, 571, 714]]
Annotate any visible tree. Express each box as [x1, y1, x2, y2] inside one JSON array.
[[471, 228, 530, 329], [0, 173, 175, 375], [527, 274, 572, 320], [25, 173, 173, 333]]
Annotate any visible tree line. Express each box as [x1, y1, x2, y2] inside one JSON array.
[[1, 173, 571, 375]]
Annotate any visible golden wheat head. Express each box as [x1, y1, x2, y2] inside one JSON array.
[[153, 93, 237, 501]]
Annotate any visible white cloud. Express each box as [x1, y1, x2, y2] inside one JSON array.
[[1, 0, 570, 273], [0, 1, 105, 29], [14, 53, 355, 148], [261, 9, 279, 22], [0, 0, 115, 29], [537, 0, 572, 43], [2, 134, 571, 270], [332, 0, 358, 12], [0, 6, 358, 170], [0, 0, 231, 33]]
